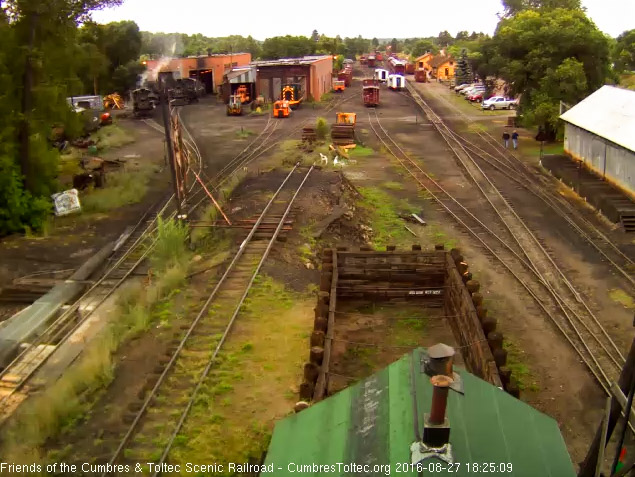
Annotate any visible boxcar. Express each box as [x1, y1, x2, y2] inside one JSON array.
[[367, 55, 376, 67], [338, 68, 352, 87], [362, 78, 380, 107], [405, 63, 415, 74], [387, 74, 406, 91], [387, 57, 406, 76], [375, 68, 389, 83], [414, 69, 428, 83]]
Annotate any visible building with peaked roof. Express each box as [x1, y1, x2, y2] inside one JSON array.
[[560, 85, 635, 198], [415, 52, 434, 71], [264, 347, 575, 476], [430, 55, 455, 80], [251, 55, 333, 102]]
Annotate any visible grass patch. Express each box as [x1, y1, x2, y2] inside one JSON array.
[[609, 288, 635, 309], [3, 262, 189, 464], [298, 224, 317, 263], [349, 145, 374, 157], [619, 73, 635, 91], [80, 167, 152, 213], [525, 142, 564, 157], [2, 215, 192, 463], [503, 339, 539, 392], [357, 187, 418, 249], [92, 124, 134, 150], [235, 128, 255, 139], [170, 275, 314, 471], [382, 181, 404, 191]]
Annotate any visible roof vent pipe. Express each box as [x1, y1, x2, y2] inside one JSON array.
[[422, 375, 453, 447]]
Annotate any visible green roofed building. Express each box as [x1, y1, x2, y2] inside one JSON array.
[[264, 347, 575, 476]]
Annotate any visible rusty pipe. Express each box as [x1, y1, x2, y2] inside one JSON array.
[[429, 375, 453, 425]]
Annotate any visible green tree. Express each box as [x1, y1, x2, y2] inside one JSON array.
[[311, 29, 319, 42], [492, 8, 610, 136], [437, 30, 454, 46], [390, 38, 400, 53], [613, 29, 635, 72], [456, 31, 469, 41], [372, 37, 379, 47], [411, 39, 439, 57], [455, 49, 472, 85], [501, 0, 581, 16], [261, 35, 314, 59]]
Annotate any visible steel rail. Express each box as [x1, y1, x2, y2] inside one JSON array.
[[103, 164, 302, 474], [0, 105, 204, 418], [367, 110, 613, 393], [406, 88, 635, 286], [406, 85, 626, 367], [152, 165, 315, 474]]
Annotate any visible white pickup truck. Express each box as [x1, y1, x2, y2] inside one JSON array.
[[482, 96, 518, 110]]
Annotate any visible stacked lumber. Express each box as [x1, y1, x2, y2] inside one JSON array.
[[331, 124, 355, 145]]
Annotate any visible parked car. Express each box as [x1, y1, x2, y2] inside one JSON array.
[[461, 85, 485, 96], [454, 83, 472, 92], [482, 96, 518, 110], [466, 91, 484, 102]]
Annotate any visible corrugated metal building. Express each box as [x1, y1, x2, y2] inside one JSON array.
[[560, 85, 635, 199], [265, 347, 575, 476], [251, 56, 333, 102]]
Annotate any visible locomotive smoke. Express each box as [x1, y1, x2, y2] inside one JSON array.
[[139, 38, 179, 88]]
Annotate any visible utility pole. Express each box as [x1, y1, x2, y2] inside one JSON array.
[[578, 334, 635, 477], [159, 81, 184, 220]]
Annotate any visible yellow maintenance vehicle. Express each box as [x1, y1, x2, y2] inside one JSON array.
[[226, 94, 243, 116], [103, 93, 124, 110], [335, 112, 357, 125]]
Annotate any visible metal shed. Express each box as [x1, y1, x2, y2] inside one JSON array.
[[265, 347, 575, 476], [222, 66, 256, 103], [560, 85, 635, 198]]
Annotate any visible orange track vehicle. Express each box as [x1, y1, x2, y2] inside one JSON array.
[[273, 100, 291, 118]]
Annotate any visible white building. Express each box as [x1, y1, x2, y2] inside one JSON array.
[[560, 85, 635, 198]]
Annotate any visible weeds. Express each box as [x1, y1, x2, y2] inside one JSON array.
[[235, 128, 255, 139], [349, 145, 374, 157], [609, 288, 635, 308], [357, 187, 417, 248], [503, 339, 539, 392], [81, 167, 152, 213], [151, 217, 190, 271], [315, 117, 329, 140], [93, 125, 134, 150]]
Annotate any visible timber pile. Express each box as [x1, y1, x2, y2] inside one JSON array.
[[330, 124, 355, 145], [302, 127, 316, 143]]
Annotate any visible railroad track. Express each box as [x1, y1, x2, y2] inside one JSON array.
[[0, 108, 202, 424], [402, 88, 635, 288], [100, 164, 313, 476], [368, 107, 624, 395]]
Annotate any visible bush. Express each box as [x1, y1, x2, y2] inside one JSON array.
[[151, 217, 190, 271], [315, 117, 329, 141]]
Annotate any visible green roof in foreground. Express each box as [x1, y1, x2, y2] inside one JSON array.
[[264, 348, 574, 476]]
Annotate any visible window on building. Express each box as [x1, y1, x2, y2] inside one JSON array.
[[445, 67, 449, 77], [419, 62, 423, 68]]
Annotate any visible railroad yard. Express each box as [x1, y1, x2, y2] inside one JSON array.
[[1, 55, 635, 475]]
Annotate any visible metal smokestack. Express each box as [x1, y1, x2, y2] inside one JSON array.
[[429, 375, 453, 425]]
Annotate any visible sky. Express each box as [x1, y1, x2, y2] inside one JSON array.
[[92, 0, 634, 39]]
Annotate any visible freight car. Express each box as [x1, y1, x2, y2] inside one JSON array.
[[375, 68, 389, 83], [387, 57, 406, 76], [367, 55, 376, 67], [405, 62, 415, 74], [387, 74, 406, 91], [338, 68, 352, 87], [414, 69, 428, 83], [362, 78, 379, 107]]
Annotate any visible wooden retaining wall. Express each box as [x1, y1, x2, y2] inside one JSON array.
[[298, 245, 518, 406]]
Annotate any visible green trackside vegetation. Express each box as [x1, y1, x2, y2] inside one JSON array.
[[1, 218, 191, 465], [168, 275, 315, 473], [503, 338, 539, 392]]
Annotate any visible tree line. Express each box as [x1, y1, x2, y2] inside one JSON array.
[[1, 0, 634, 236]]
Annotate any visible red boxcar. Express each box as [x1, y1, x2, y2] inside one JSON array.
[[405, 63, 415, 74], [387, 57, 406, 75], [338, 69, 352, 87], [414, 69, 428, 83], [367, 55, 376, 67], [362, 78, 379, 107]]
